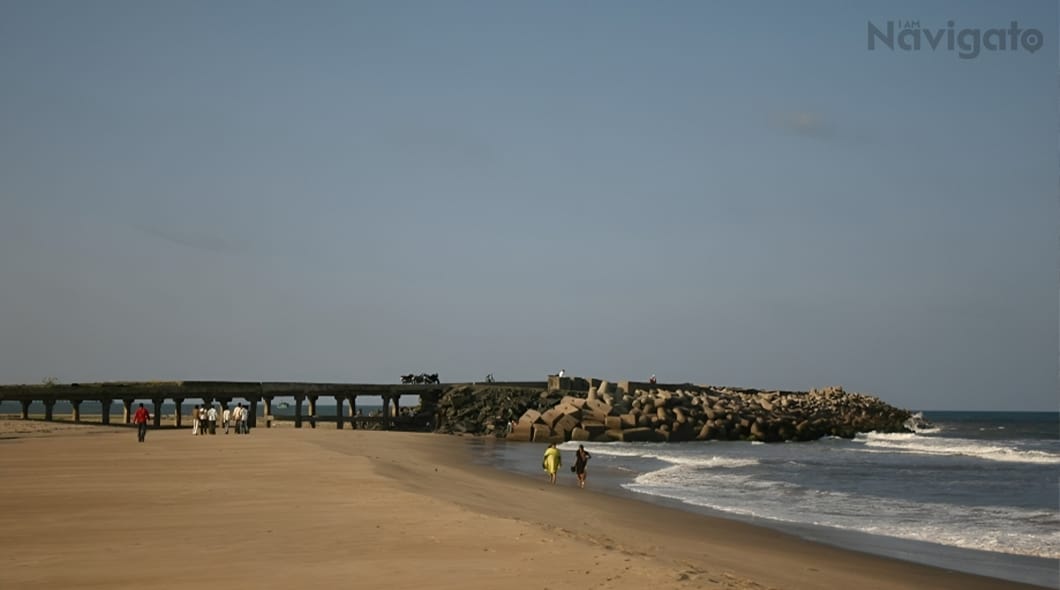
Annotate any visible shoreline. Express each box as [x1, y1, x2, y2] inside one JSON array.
[[0, 423, 1052, 589], [465, 437, 1058, 588]]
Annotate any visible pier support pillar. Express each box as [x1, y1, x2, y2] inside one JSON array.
[[294, 395, 304, 428], [122, 399, 134, 424], [71, 400, 82, 423], [261, 397, 272, 428], [20, 399, 30, 419], [348, 395, 357, 429], [152, 398, 163, 427], [43, 399, 55, 421], [382, 395, 393, 430], [308, 395, 318, 419], [249, 399, 258, 429], [101, 399, 111, 424], [173, 399, 183, 427], [334, 396, 344, 429]]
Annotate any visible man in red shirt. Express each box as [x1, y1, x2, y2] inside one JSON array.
[[133, 403, 150, 443]]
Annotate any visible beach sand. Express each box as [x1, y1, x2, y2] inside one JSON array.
[[0, 421, 1047, 590]]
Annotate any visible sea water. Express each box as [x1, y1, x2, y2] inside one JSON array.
[[473, 411, 1059, 588]]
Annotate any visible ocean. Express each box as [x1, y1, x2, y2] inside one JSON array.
[[472, 411, 1060, 588]]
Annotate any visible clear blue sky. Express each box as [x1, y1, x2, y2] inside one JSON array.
[[0, 1, 1056, 411]]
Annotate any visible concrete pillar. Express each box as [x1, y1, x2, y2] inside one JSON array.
[[152, 399, 163, 427], [294, 395, 304, 428], [262, 397, 272, 428], [43, 399, 55, 421], [308, 395, 318, 418], [334, 395, 344, 429], [382, 395, 392, 430], [122, 399, 134, 424], [101, 399, 112, 425], [20, 399, 30, 419], [71, 400, 82, 423], [249, 399, 258, 428], [173, 399, 184, 427], [393, 395, 400, 418]]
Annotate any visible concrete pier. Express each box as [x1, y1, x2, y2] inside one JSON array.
[[0, 381, 446, 431]]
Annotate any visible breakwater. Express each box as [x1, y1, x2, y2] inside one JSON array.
[[437, 378, 912, 442]]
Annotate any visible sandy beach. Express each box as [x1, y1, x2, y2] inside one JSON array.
[[0, 421, 1048, 590]]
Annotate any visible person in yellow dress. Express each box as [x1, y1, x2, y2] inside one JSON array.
[[542, 443, 562, 484]]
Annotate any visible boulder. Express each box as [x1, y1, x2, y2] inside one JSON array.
[[611, 427, 657, 442], [583, 398, 613, 421], [554, 414, 579, 437], [507, 425, 533, 442], [570, 427, 591, 442], [560, 396, 586, 409], [521, 409, 543, 425], [580, 420, 607, 437], [531, 425, 553, 442]]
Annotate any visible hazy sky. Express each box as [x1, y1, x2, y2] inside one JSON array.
[[1, 1, 1056, 411]]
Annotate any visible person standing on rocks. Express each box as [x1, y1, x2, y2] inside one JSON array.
[[574, 444, 592, 488], [542, 443, 562, 484], [132, 403, 150, 443]]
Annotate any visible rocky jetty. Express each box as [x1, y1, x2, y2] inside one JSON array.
[[435, 381, 913, 443]]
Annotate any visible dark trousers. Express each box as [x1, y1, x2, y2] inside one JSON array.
[[137, 422, 147, 442]]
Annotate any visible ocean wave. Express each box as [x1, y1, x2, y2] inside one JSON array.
[[622, 477, 1060, 559], [573, 444, 760, 469], [853, 432, 1060, 464]]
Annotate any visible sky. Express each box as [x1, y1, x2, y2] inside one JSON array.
[[0, 0, 1056, 411]]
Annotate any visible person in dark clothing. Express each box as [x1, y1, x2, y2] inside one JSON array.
[[574, 444, 591, 488]]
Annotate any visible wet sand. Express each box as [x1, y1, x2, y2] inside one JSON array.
[[0, 421, 1048, 589]]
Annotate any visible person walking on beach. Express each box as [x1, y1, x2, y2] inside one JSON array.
[[132, 403, 150, 443], [222, 406, 231, 434], [207, 405, 218, 435], [574, 444, 592, 488], [191, 404, 200, 435], [198, 406, 208, 435], [542, 443, 562, 484], [238, 403, 249, 434]]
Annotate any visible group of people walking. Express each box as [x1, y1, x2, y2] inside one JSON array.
[[542, 443, 592, 488], [191, 403, 250, 435]]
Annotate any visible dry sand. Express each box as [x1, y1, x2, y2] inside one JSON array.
[[0, 421, 1047, 589]]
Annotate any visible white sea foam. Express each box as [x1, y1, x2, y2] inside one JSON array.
[[566, 443, 760, 469], [854, 432, 1060, 465], [623, 466, 1060, 559]]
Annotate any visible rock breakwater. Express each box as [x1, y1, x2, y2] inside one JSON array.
[[435, 382, 913, 443]]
